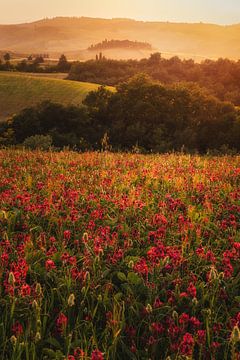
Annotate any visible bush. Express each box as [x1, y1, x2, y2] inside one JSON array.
[[23, 134, 52, 150]]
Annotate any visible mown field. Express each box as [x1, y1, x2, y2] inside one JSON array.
[[0, 72, 109, 120], [0, 150, 240, 360]]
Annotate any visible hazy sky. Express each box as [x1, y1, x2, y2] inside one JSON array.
[[1, 0, 240, 25]]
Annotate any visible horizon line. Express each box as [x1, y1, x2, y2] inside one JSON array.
[[1, 15, 240, 27]]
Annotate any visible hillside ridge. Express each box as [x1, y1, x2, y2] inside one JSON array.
[[0, 17, 240, 60]]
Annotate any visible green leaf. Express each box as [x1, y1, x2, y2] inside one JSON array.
[[46, 337, 62, 350], [0, 323, 5, 340], [114, 292, 123, 301], [117, 272, 127, 282], [127, 272, 142, 285], [43, 349, 57, 358]]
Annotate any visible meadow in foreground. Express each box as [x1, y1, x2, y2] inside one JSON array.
[[0, 150, 239, 360]]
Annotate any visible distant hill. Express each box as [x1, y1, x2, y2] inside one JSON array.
[[0, 72, 110, 120], [0, 17, 240, 61]]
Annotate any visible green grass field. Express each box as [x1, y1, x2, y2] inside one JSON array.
[[0, 72, 109, 120]]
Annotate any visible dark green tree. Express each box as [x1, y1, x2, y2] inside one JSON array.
[[3, 53, 10, 62], [57, 54, 70, 72]]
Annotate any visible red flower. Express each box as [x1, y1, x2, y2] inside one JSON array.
[[45, 259, 56, 271], [211, 341, 221, 350], [197, 330, 206, 345], [151, 322, 164, 334], [91, 349, 104, 360], [12, 321, 23, 337], [64, 230, 71, 240], [179, 313, 190, 326], [74, 348, 85, 358], [134, 258, 148, 276], [1, 252, 9, 266], [125, 325, 136, 337], [180, 292, 188, 298], [190, 316, 201, 328], [56, 312, 68, 333], [187, 283, 197, 298], [180, 333, 194, 356], [19, 284, 31, 297], [153, 297, 163, 308]]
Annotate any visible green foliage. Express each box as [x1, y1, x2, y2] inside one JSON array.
[[11, 101, 92, 148], [1, 75, 240, 153], [57, 55, 71, 72], [23, 135, 53, 150], [68, 54, 240, 106], [84, 74, 239, 153]]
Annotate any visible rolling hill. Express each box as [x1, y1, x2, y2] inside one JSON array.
[[0, 17, 240, 61], [0, 72, 108, 120]]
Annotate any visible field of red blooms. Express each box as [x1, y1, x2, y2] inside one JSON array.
[[0, 149, 240, 360]]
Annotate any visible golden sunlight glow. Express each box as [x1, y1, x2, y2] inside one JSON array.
[[1, 0, 240, 25]]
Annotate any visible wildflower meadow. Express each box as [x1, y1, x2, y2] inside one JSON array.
[[0, 149, 239, 359]]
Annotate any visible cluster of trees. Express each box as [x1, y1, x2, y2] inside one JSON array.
[[88, 39, 152, 51], [31, 53, 49, 59], [0, 101, 90, 149], [0, 54, 71, 73], [69, 53, 240, 106], [1, 75, 240, 153]]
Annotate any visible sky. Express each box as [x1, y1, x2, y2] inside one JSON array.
[[1, 0, 240, 25]]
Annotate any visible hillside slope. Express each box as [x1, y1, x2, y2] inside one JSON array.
[[0, 72, 106, 120], [0, 17, 240, 60]]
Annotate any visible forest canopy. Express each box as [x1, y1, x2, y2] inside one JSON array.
[[68, 54, 240, 106]]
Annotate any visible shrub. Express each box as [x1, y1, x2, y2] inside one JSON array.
[[23, 134, 52, 150]]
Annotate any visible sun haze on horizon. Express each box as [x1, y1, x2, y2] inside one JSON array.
[[1, 0, 240, 25]]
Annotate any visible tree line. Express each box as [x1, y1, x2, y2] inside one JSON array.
[[0, 54, 71, 73], [68, 53, 240, 106], [2, 52, 240, 107], [88, 39, 152, 51], [1, 75, 239, 153]]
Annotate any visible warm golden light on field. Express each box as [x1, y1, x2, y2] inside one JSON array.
[[1, 0, 240, 358]]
